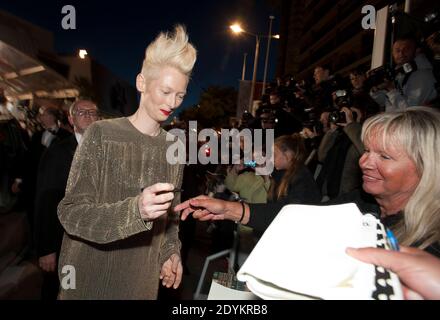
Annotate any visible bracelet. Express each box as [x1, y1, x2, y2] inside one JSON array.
[[236, 200, 246, 224]]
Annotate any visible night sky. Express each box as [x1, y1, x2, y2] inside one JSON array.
[[1, 0, 281, 111]]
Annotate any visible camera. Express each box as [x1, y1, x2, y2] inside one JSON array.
[[328, 107, 358, 124], [365, 61, 417, 90], [425, 11, 439, 25], [334, 89, 351, 108], [328, 110, 347, 123], [294, 80, 307, 92], [395, 61, 417, 75], [240, 110, 254, 127], [302, 120, 323, 136], [329, 89, 357, 124], [364, 65, 395, 89], [424, 11, 440, 38], [328, 89, 353, 123], [258, 106, 278, 125]]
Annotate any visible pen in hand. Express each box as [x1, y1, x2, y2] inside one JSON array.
[[386, 228, 400, 251], [140, 186, 184, 193]]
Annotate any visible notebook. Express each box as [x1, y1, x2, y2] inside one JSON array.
[[236, 203, 403, 300]]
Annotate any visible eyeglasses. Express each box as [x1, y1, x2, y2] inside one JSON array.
[[75, 110, 99, 117]]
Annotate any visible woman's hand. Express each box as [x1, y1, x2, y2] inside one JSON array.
[[346, 246, 440, 300], [160, 253, 182, 289], [138, 183, 175, 221], [175, 195, 231, 221], [39, 253, 57, 272]]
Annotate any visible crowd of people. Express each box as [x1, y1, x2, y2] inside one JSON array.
[[1, 23, 440, 301]]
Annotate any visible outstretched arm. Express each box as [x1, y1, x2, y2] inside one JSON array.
[[175, 195, 249, 223]]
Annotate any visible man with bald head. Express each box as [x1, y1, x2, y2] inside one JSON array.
[[34, 99, 99, 299]]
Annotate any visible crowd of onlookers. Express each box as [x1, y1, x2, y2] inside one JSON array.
[[0, 93, 100, 299], [228, 33, 440, 202], [207, 33, 438, 200], [188, 33, 440, 278]]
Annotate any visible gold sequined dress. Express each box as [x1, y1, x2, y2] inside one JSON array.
[[57, 117, 183, 299]]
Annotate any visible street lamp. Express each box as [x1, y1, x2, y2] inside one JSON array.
[[79, 49, 88, 59], [230, 23, 260, 112], [230, 24, 244, 34], [242, 52, 247, 81], [229, 22, 280, 112], [262, 16, 275, 95]]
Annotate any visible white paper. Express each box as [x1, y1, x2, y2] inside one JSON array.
[[207, 281, 259, 300], [237, 203, 402, 300]]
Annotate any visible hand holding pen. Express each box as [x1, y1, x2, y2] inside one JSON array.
[[138, 183, 177, 221], [141, 186, 183, 193]]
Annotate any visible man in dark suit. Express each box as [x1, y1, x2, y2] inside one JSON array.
[[12, 106, 71, 235], [34, 100, 99, 299]]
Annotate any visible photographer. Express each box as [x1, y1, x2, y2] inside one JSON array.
[[259, 108, 277, 130], [316, 90, 364, 200], [309, 65, 340, 113], [238, 110, 257, 130], [349, 67, 382, 117], [370, 36, 437, 111], [257, 103, 302, 138]]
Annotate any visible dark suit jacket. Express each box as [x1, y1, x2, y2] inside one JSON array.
[[34, 134, 77, 257], [14, 128, 71, 208]]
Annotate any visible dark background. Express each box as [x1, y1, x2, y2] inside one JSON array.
[[0, 0, 281, 110]]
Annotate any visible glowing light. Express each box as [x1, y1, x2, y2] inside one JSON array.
[[230, 24, 244, 34], [79, 49, 88, 59]]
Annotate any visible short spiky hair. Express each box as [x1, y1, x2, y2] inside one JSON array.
[[141, 25, 197, 81]]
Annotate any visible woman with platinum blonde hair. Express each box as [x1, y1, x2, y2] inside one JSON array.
[[176, 107, 440, 259], [360, 107, 440, 252], [57, 25, 196, 299]]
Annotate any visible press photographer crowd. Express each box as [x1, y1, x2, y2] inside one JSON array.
[[1, 2, 440, 301]]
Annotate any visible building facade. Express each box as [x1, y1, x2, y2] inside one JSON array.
[[276, 0, 405, 80], [0, 10, 137, 116]]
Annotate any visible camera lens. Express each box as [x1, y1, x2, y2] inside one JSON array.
[[329, 110, 346, 123]]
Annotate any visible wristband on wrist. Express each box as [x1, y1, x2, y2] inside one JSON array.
[[236, 200, 246, 224]]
